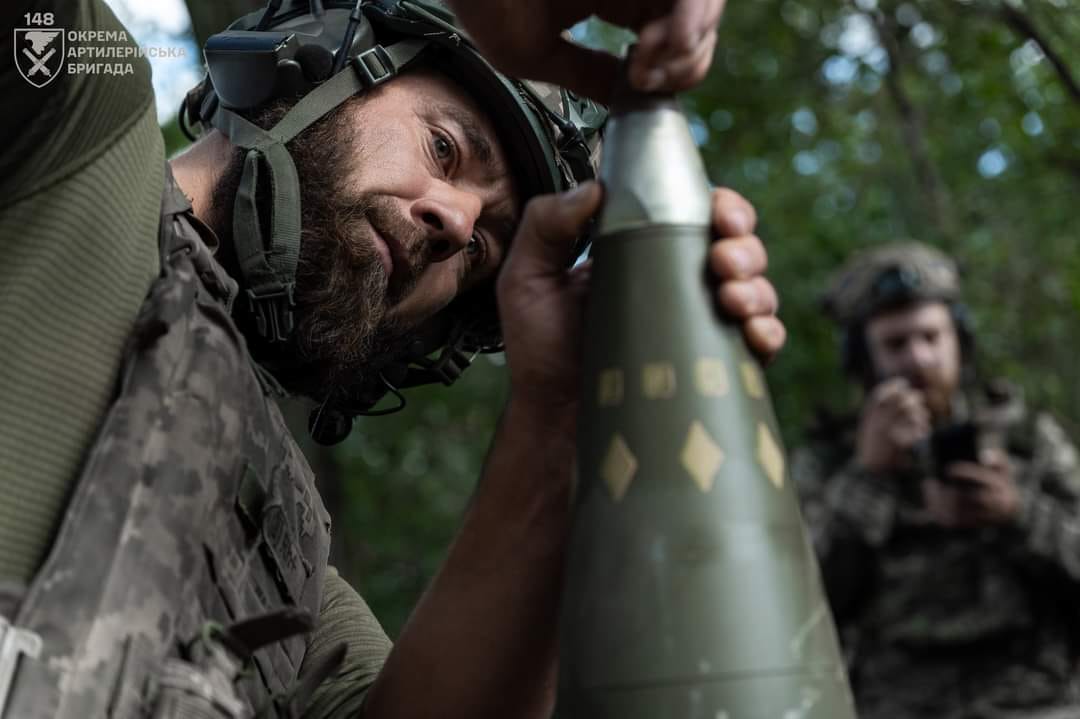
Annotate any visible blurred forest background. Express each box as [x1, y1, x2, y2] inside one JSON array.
[[118, 0, 1080, 636]]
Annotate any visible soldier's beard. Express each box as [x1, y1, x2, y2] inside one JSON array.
[[209, 98, 427, 402], [877, 369, 957, 421], [292, 193, 395, 393], [912, 374, 956, 421], [290, 190, 427, 401]]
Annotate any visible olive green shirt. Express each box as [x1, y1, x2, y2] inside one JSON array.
[[0, 0, 162, 584], [0, 1, 391, 715]]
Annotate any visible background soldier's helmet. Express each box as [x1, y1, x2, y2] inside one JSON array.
[[181, 0, 607, 437], [822, 241, 962, 326]]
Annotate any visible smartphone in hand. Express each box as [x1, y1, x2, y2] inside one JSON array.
[[930, 422, 981, 488]]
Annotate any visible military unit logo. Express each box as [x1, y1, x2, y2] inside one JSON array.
[[14, 28, 65, 88]]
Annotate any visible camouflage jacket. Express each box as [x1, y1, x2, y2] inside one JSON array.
[[792, 382, 1080, 719], [2, 170, 333, 719]]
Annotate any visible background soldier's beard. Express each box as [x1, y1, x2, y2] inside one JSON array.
[[918, 377, 956, 420], [876, 367, 956, 421]]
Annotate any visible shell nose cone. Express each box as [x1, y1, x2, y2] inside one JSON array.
[[597, 71, 712, 235]]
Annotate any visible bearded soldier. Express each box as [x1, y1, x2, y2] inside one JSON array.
[[793, 242, 1080, 719], [0, 0, 782, 716]]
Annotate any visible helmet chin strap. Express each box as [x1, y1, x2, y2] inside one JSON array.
[[186, 0, 606, 443], [206, 37, 428, 344], [306, 315, 497, 445]]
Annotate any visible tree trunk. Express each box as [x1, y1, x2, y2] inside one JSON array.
[[867, 7, 958, 243], [183, 0, 265, 51]]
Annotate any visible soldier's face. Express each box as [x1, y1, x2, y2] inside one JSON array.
[[865, 301, 961, 417], [340, 69, 518, 323], [283, 68, 519, 394]]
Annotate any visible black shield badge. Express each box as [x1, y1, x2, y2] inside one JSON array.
[[14, 28, 65, 88]]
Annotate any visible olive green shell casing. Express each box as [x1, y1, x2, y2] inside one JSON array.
[[555, 90, 856, 718]]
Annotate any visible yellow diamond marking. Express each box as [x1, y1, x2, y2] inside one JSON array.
[[601, 434, 638, 502], [643, 361, 677, 399], [757, 422, 785, 489], [740, 360, 765, 399], [597, 368, 625, 407], [680, 421, 724, 493], [694, 357, 730, 397]]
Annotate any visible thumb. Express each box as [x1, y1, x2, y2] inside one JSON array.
[[980, 447, 1009, 471], [502, 182, 603, 281]]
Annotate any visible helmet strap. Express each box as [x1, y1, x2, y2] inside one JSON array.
[[207, 38, 428, 342]]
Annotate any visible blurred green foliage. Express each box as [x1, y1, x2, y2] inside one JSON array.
[[332, 357, 509, 634], [691, 0, 1080, 444], [168, 0, 1080, 637]]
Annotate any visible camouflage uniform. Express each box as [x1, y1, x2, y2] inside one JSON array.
[[1, 1, 602, 716], [794, 242, 1080, 718]]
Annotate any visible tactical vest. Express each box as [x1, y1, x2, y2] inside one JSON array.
[[1, 169, 332, 718]]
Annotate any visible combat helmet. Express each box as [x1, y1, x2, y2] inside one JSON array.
[[821, 241, 973, 380], [822, 241, 961, 326], [181, 0, 607, 441]]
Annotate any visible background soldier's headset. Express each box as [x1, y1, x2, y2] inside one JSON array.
[[833, 264, 978, 389], [180, 0, 607, 444]]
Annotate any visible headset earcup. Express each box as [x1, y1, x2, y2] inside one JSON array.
[[840, 324, 872, 385], [841, 302, 974, 386], [951, 302, 976, 357]]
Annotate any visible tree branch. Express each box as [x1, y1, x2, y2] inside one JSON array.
[[867, 8, 957, 240], [998, 2, 1080, 107]]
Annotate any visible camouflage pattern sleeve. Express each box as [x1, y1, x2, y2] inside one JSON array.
[[792, 447, 901, 555], [1011, 413, 1080, 582], [792, 447, 901, 621]]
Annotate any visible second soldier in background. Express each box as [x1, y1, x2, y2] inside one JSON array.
[[793, 242, 1080, 719]]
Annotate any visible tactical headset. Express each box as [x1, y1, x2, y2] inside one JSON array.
[[180, 0, 607, 443], [837, 266, 977, 387]]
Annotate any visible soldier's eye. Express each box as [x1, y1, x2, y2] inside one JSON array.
[[433, 133, 455, 162], [466, 232, 486, 260], [466, 235, 477, 254]]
